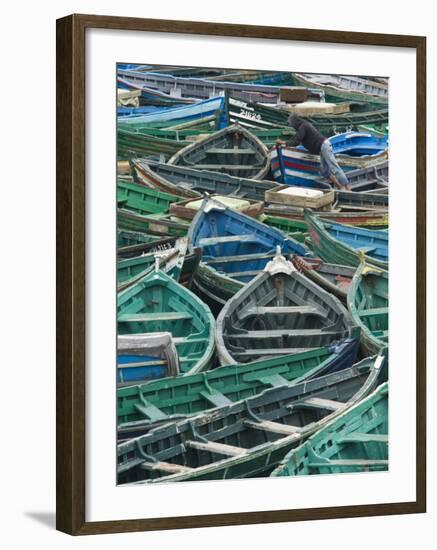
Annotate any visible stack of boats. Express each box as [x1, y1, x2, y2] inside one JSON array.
[[116, 64, 389, 484]]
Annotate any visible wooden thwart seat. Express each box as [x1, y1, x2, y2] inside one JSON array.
[[357, 306, 388, 318], [308, 458, 388, 469], [337, 433, 389, 444], [140, 461, 193, 474], [244, 419, 302, 436], [185, 440, 247, 457], [302, 397, 343, 411], [199, 234, 257, 246], [118, 311, 192, 323]]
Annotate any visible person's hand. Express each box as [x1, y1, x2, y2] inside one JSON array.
[[276, 139, 286, 146]]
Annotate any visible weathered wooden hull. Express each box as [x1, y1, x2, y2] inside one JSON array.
[[117, 356, 382, 483], [117, 209, 189, 237], [118, 95, 225, 128], [117, 238, 187, 291], [188, 201, 309, 313], [170, 195, 264, 221], [117, 339, 359, 437], [117, 178, 179, 216], [293, 74, 388, 106], [264, 204, 388, 229], [216, 251, 358, 365], [133, 159, 276, 201], [270, 132, 388, 187], [347, 262, 389, 357], [271, 382, 388, 477], [117, 333, 180, 386], [169, 124, 270, 180], [228, 97, 389, 135], [305, 210, 388, 269], [316, 161, 389, 193], [117, 269, 215, 375], [291, 256, 355, 304]]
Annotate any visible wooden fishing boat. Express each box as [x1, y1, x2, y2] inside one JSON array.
[[117, 334, 180, 386], [133, 159, 276, 201], [118, 127, 190, 160], [347, 261, 388, 356], [117, 354, 382, 483], [118, 76, 197, 105], [117, 339, 359, 438], [117, 68, 296, 104], [118, 268, 215, 375], [271, 382, 388, 477], [261, 215, 308, 242], [117, 230, 168, 250], [169, 195, 264, 221], [305, 210, 388, 269], [228, 97, 389, 135], [117, 178, 180, 216], [270, 132, 388, 187], [169, 124, 270, 180], [216, 249, 358, 365], [117, 238, 187, 291], [266, 185, 335, 210], [188, 199, 309, 313], [315, 161, 389, 193], [118, 96, 225, 129], [291, 256, 355, 303], [334, 189, 388, 211], [292, 73, 388, 105], [118, 209, 189, 237], [264, 204, 389, 229]]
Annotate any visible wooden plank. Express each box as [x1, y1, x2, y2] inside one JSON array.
[[357, 307, 388, 318], [302, 397, 343, 411], [185, 440, 247, 457], [139, 461, 193, 474], [308, 459, 388, 468], [206, 148, 255, 154], [245, 306, 321, 316], [244, 419, 302, 435], [199, 234, 257, 246], [337, 433, 389, 444], [118, 311, 192, 323]]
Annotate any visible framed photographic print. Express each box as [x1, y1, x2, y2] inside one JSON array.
[[56, 14, 426, 535]]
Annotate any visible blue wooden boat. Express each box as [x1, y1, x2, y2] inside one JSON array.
[[117, 333, 180, 386], [117, 76, 197, 106], [117, 69, 289, 104], [118, 96, 226, 129], [188, 199, 310, 311], [270, 132, 388, 187], [305, 210, 388, 269]]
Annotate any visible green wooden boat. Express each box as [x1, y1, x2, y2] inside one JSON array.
[[117, 339, 359, 437], [304, 210, 388, 269], [347, 261, 389, 356], [117, 178, 179, 216], [117, 238, 187, 291], [271, 382, 388, 477], [118, 209, 189, 237], [117, 229, 164, 249], [118, 127, 190, 160], [118, 268, 215, 375], [117, 354, 383, 484], [261, 215, 308, 243]]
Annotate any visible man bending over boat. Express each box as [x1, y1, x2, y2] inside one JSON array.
[[277, 114, 351, 191]]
